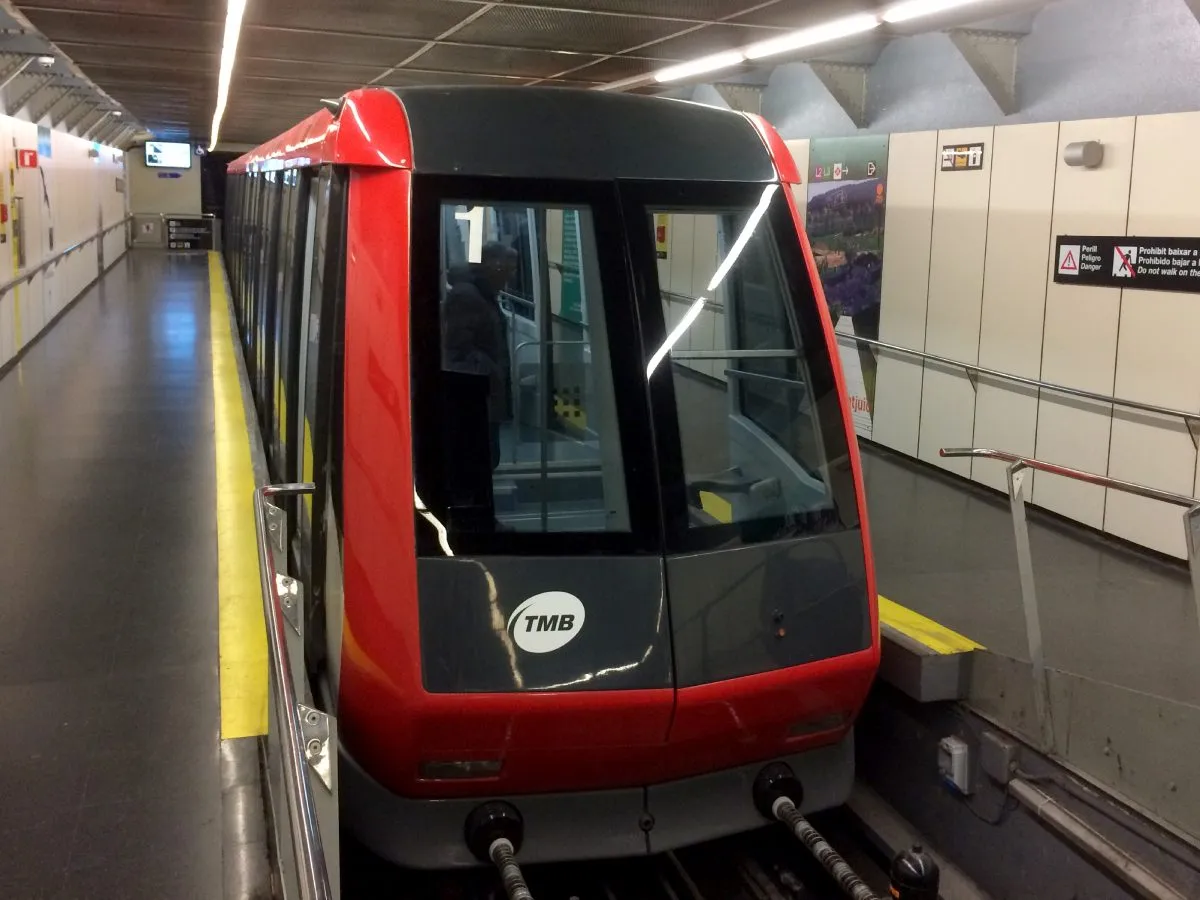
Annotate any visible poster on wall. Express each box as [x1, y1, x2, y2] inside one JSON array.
[[37, 125, 51, 160], [806, 135, 889, 439]]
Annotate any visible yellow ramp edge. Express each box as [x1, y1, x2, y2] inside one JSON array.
[[210, 251, 269, 739], [878, 595, 984, 655]]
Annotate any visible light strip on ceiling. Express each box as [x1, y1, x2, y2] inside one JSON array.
[[882, 0, 991, 23], [208, 0, 248, 150], [744, 13, 881, 60], [653, 50, 745, 84]]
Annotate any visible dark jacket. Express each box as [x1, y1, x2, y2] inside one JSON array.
[[441, 266, 512, 423]]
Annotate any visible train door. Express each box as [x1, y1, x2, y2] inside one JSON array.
[[269, 167, 310, 482], [292, 166, 348, 692], [242, 173, 260, 354], [254, 171, 283, 427]]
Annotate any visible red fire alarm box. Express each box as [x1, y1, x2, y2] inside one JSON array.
[[16, 149, 37, 168], [0, 203, 8, 223]]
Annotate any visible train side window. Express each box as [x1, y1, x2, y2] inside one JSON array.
[[639, 185, 846, 540]]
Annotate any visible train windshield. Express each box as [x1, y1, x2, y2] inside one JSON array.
[[638, 184, 838, 544], [412, 177, 853, 557]]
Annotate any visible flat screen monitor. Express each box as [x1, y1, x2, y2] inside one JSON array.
[[145, 141, 192, 169]]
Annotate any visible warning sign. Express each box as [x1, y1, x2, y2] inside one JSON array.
[[1113, 246, 1137, 277], [1057, 244, 1080, 276], [1053, 235, 1200, 293]]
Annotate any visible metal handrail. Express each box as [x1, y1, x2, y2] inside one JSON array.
[[940, 448, 1198, 507], [0, 215, 132, 298], [254, 482, 332, 900], [840, 333, 1199, 426], [941, 447, 1200, 755]]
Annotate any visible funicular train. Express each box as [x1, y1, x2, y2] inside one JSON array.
[[224, 85, 879, 870]]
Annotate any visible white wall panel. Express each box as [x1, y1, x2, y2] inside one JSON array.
[[128, 145, 200, 215], [1105, 111, 1200, 557], [873, 130, 937, 456], [918, 126, 994, 476], [972, 122, 1060, 491], [0, 118, 125, 371], [1033, 117, 1135, 528]]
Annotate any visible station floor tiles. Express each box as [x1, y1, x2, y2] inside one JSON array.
[[0, 252, 223, 898]]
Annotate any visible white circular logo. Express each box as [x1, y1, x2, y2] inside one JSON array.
[[506, 591, 586, 653]]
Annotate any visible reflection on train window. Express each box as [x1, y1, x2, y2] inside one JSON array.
[[438, 201, 630, 534], [647, 192, 835, 532]]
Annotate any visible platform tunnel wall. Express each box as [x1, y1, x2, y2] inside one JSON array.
[[769, 108, 1200, 562], [0, 114, 127, 372]]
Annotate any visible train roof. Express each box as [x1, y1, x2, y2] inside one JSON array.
[[227, 85, 796, 183]]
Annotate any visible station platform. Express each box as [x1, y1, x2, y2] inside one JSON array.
[[0, 252, 224, 898], [1, 249, 1196, 895]]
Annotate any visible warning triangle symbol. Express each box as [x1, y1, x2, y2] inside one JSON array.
[[1061, 250, 1078, 271]]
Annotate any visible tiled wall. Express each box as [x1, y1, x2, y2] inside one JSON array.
[[0, 116, 127, 370], [789, 109, 1200, 559]]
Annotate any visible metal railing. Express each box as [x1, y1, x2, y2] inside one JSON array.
[[940, 447, 1200, 752], [254, 482, 336, 900], [0, 215, 131, 299], [840, 333, 1200, 437]]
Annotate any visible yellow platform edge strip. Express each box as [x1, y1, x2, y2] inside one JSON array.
[[210, 251, 269, 739], [879, 595, 984, 655]]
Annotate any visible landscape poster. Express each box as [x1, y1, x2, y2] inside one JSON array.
[[805, 135, 889, 439]]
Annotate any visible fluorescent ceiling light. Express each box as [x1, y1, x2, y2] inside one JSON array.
[[208, 0, 248, 150], [653, 50, 745, 84], [744, 13, 881, 60], [882, 0, 991, 23]]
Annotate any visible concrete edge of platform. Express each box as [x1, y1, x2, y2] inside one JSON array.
[[215, 252, 276, 900], [877, 598, 982, 703]]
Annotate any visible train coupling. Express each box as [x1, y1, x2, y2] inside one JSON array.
[[465, 801, 533, 900]]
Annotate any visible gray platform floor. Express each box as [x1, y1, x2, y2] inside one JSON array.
[[0, 252, 220, 898], [864, 445, 1200, 709]]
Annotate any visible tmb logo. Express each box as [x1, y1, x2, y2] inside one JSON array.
[[507, 591, 586, 654]]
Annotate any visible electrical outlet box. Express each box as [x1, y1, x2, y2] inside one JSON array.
[[980, 730, 1019, 784], [938, 736, 971, 795]]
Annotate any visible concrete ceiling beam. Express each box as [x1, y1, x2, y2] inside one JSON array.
[[947, 28, 1021, 116], [712, 82, 764, 115], [808, 61, 871, 129], [6, 73, 51, 118], [28, 84, 69, 123]]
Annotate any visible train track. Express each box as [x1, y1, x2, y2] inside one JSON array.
[[342, 810, 891, 900]]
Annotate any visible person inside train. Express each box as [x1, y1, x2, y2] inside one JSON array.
[[441, 240, 519, 470]]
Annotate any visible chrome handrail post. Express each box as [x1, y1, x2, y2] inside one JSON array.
[[1006, 461, 1055, 752], [1185, 505, 1200, 659], [253, 482, 332, 900]]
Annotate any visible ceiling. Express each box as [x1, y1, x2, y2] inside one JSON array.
[[12, 0, 894, 146]]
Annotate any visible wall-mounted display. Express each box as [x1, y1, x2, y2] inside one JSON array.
[[145, 141, 192, 169], [941, 142, 985, 171], [806, 135, 889, 439], [1054, 235, 1200, 293]]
